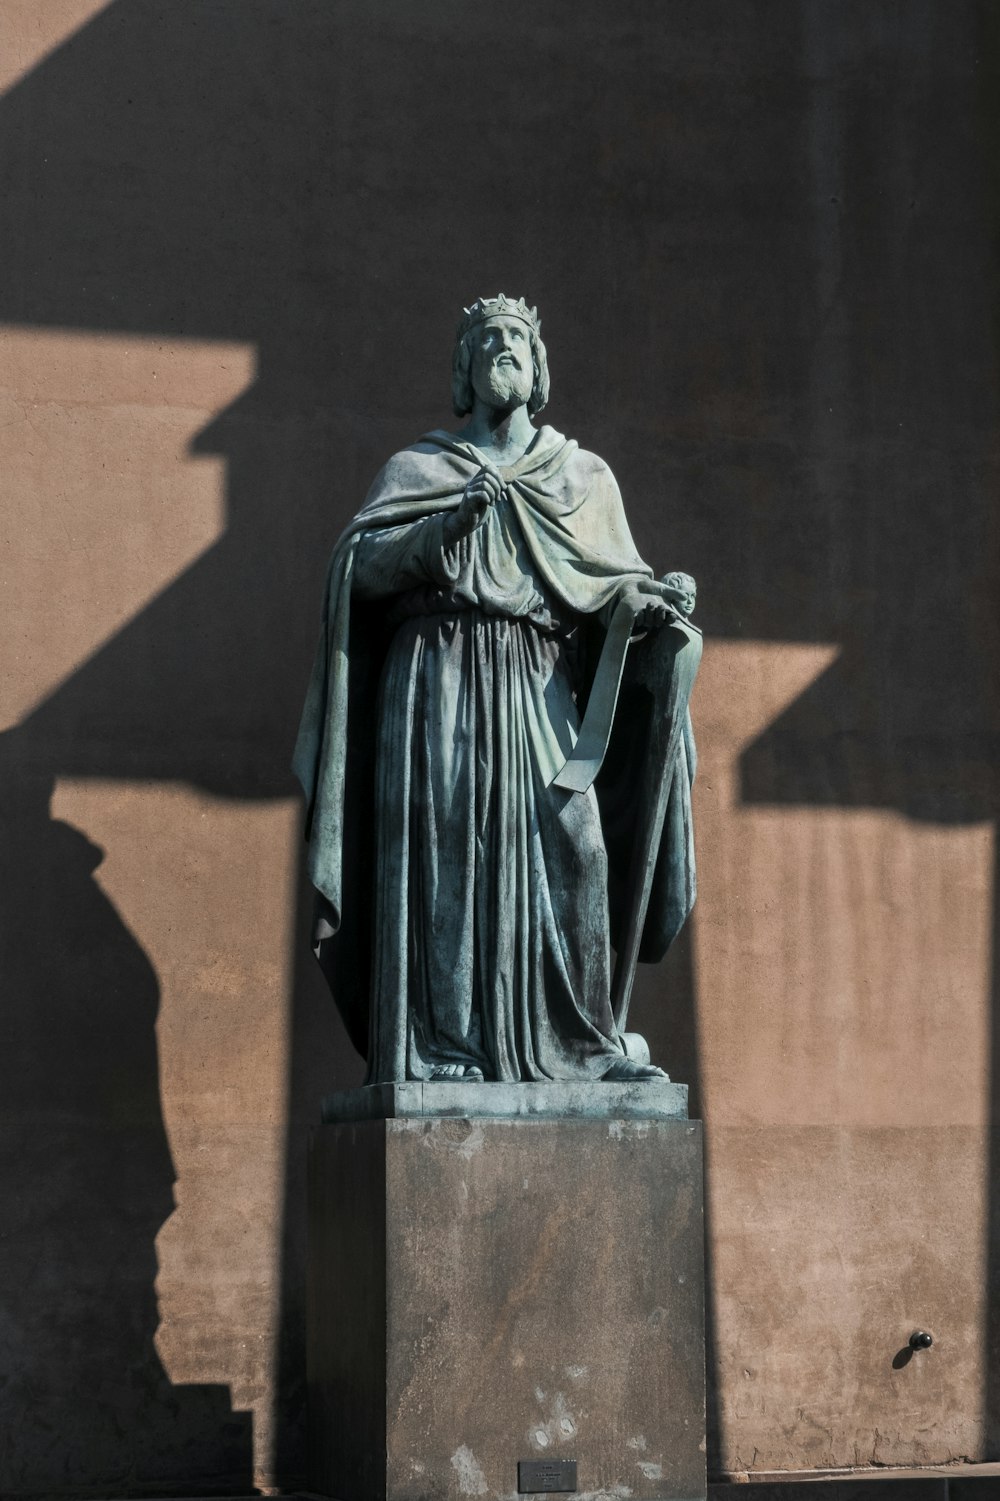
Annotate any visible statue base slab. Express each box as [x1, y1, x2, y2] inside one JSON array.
[[320, 1077, 688, 1123], [307, 1108, 706, 1501]]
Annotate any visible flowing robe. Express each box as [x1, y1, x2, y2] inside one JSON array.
[[293, 426, 686, 1081]]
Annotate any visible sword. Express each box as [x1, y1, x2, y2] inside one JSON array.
[[551, 598, 637, 794], [609, 618, 702, 1032]]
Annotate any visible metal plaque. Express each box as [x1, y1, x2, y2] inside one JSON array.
[[517, 1459, 577, 1493]]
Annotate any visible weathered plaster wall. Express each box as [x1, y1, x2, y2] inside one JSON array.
[[1, 1, 998, 1492]]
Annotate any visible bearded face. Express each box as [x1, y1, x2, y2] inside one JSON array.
[[469, 316, 535, 412]]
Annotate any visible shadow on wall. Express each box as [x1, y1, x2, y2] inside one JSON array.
[[0, 737, 254, 1496], [11, 0, 998, 1492], [738, 0, 1000, 1465], [0, 1, 741, 1488]]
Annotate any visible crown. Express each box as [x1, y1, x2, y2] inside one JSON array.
[[457, 294, 541, 341]]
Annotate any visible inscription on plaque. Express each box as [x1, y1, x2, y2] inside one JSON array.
[[518, 1459, 578, 1493]]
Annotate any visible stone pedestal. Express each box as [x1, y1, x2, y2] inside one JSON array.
[[308, 1088, 706, 1501]]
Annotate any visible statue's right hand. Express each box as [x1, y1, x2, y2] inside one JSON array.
[[445, 466, 503, 544]]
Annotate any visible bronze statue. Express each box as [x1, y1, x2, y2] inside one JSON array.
[[294, 295, 700, 1084]]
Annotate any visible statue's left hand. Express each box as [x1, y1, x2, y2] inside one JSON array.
[[621, 571, 697, 628], [618, 580, 674, 629]]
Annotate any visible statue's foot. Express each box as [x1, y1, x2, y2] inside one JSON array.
[[601, 1057, 669, 1082], [428, 1063, 485, 1082]]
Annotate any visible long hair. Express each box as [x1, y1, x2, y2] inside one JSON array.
[[451, 326, 550, 418]]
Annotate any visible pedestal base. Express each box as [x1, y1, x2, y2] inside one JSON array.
[[321, 1078, 689, 1123], [308, 1097, 706, 1501]]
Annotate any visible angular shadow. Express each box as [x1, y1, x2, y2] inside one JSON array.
[[0, 0, 855, 1487], [0, 731, 253, 1496], [738, 0, 1000, 1465]]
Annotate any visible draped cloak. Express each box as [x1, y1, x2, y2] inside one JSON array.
[[293, 426, 696, 1080]]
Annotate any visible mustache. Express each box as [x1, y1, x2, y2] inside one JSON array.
[[487, 367, 532, 399]]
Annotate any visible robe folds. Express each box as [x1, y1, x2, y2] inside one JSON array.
[[293, 426, 696, 1082]]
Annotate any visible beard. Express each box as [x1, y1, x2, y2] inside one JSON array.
[[479, 358, 534, 410]]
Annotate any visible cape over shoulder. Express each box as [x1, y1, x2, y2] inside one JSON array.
[[346, 426, 575, 536], [417, 425, 573, 476], [354, 440, 474, 521]]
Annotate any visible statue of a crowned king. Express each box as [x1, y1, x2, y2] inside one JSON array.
[[294, 295, 701, 1085]]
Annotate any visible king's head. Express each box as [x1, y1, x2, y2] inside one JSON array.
[[456, 294, 541, 343], [452, 294, 550, 418]]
